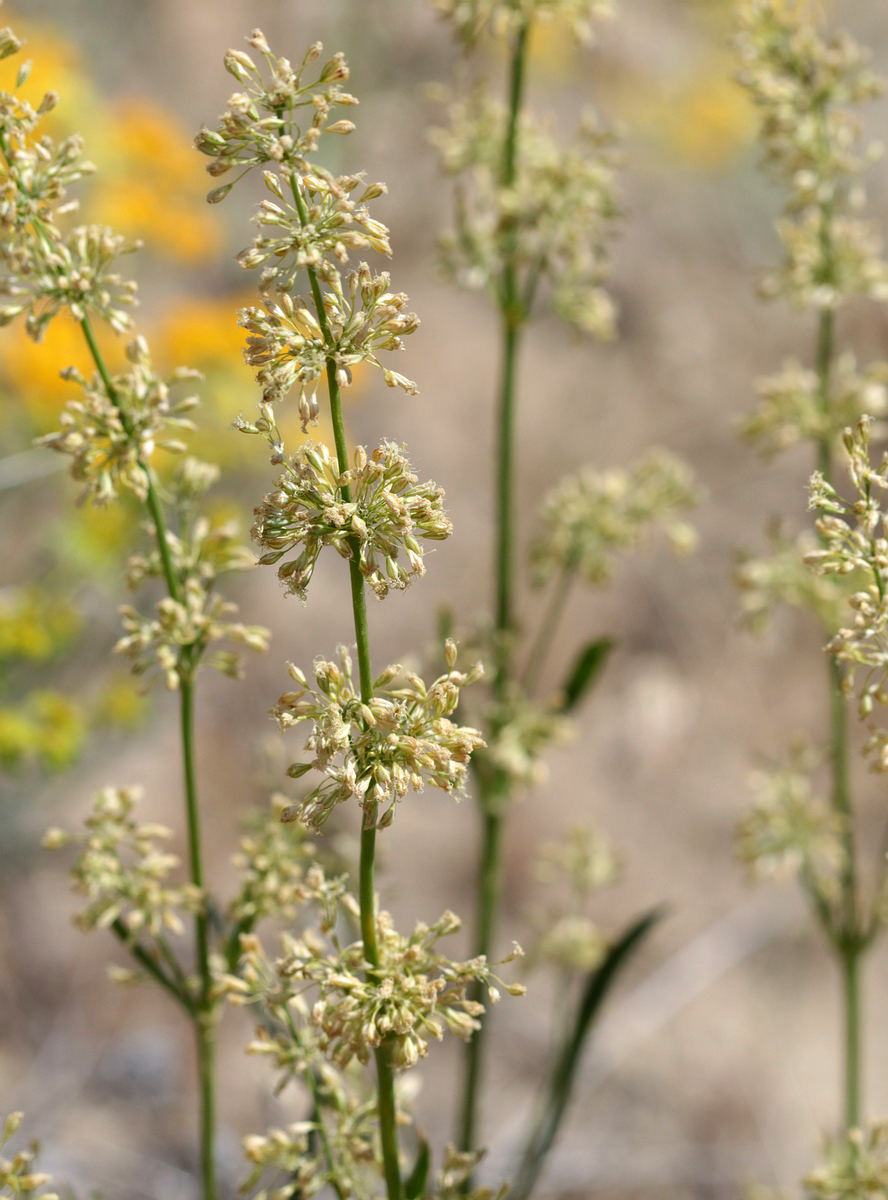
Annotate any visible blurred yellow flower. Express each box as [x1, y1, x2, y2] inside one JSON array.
[[92, 97, 221, 264], [0, 12, 94, 136], [0, 311, 125, 431], [623, 56, 756, 171]]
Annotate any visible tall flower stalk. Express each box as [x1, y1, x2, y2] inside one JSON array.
[[432, 0, 696, 1168], [197, 31, 522, 1199], [735, 0, 888, 1139]]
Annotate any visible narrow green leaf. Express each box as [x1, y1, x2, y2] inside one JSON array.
[[509, 906, 666, 1200], [558, 637, 615, 712], [404, 1133, 431, 1200]]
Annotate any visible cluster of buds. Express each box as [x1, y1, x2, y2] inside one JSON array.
[[484, 688, 573, 789], [736, 743, 846, 901], [0, 1112, 57, 1200], [195, 34, 357, 195], [272, 641, 484, 830], [531, 449, 698, 586], [0, 224, 139, 339], [43, 786, 204, 940], [37, 337, 200, 505], [114, 457, 269, 688], [804, 1124, 888, 1198], [739, 354, 888, 458], [234, 909, 523, 1071], [227, 799, 318, 927], [807, 419, 888, 769], [251, 439, 451, 600], [238, 263, 418, 425], [736, 0, 888, 314], [238, 172, 391, 287], [434, 0, 612, 46], [735, 526, 851, 634], [431, 93, 619, 335]]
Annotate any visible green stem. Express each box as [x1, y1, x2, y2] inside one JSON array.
[[520, 563, 577, 695], [291, 177, 402, 1200], [78, 315, 181, 604], [458, 798, 506, 1158], [459, 20, 531, 1168], [181, 672, 218, 1200], [813, 270, 863, 1130], [79, 313, 217, 1196], [841, 943, 862, 1130], [109, 919, 194, 1015]]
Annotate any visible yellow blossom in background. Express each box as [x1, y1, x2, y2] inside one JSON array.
[[622, 55, 756, 171], [94, 675, 150, 730], [92, 97, 221, 264], [0, 311, 126, 433], [0, 12, 94, 137]]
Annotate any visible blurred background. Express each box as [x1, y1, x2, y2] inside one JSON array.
[[2, 1, 888, 1197]]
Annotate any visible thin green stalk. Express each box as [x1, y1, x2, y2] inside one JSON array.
[[841, 943, 862, 1130], [459, 19, 531, 1166], [78, 315, 181, 605], [458, 798, 506, 1157], [291, 177, 402, 1200], [521, 563, 577, 695], [109, 918, 194, 1015], [80, 313, 217, 1196], [181, 671, 218, 1200], [813, 278, 863, 1130]]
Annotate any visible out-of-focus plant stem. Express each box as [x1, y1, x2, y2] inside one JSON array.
[[459, 16, 531, 1167]]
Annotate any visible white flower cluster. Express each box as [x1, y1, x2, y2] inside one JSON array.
[[531, 449, 698, 586], [114, 457, 269, 689], [37, 336, 199, 505], [737, 744, 846, 900], [485, 689, 573, 789], [43, 786, 204, 939], [239, 263, 418, 426], [806, 420, 888, 768], [234, 909, 523, 1072], [434, 0, 611, 46], [736, 0, 888, 312], [195, 34, 358, 194], [251, 439, 451, 600], [238, 171, 391, 287], [740, 354, 888, 458], [0, 224, 138, 339], [736, 526, 852, 634], [273, 642, 484, 830], [431, 93, 619, 336]]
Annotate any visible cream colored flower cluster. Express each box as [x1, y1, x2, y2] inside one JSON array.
[[431, 94, 619, 335], [807, 420, 888, 768], [740, 354, 888, 458], [0, 224, 138, 337], [531, 449, 698, 586], [737, 744, 846, 902], [195, 34, 357, 192], [273, 642, 484, 830], [434, 0, 611, 45], [36, 337, 200, 505], [252, 440, 451, 600], [43, 786, 204, 940], [234, 908, 523, 1072], [737, 0, 888, 315], [239, 264, 418, 425], [114, 459, 269, 689]]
